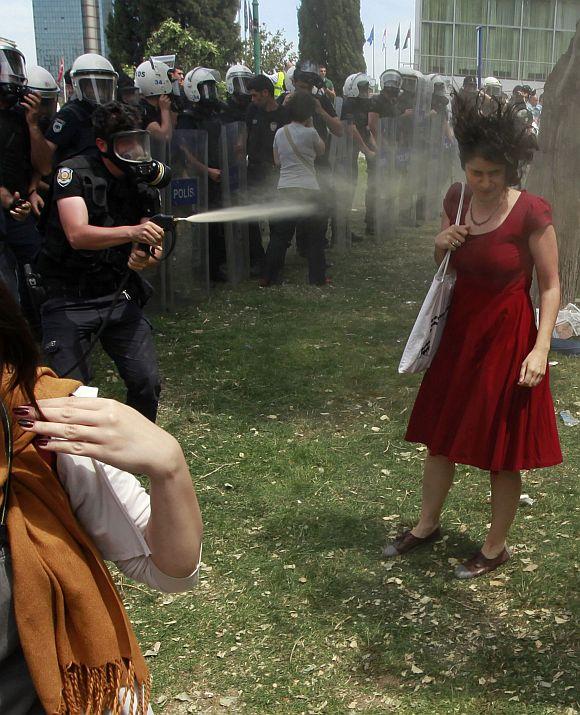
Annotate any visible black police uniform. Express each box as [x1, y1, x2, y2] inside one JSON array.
[[222, 96, 251, 124], [36, 155, 162, 422], [0, 104, 42, 306], [45, 98, 96, 165], [245, 102, 289, 270], [341, 96, 372, 217]]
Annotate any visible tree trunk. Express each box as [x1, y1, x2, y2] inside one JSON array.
[[527, 22, 580, 305]]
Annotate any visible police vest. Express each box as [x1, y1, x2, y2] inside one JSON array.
[[38, 156, 158, 296], [0, 107, 31, 195], [51, 100, 96, 165], [273, 71, 285, 99]]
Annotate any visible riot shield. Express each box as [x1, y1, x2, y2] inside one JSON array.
[[374, 116, 399, 238], [425, 111, 448, 221], [220, 121, 249, 283], [397, 73, 432, 226], [329, 119, 355, 253], [165, 129, 210, 308]]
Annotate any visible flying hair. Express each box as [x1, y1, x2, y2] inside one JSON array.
[[451, 92, 537, 186]]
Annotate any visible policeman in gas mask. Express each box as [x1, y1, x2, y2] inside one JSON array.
[[0, 39, 51, 313], [180, 67, 228, 281], [35, 101, 170, 421], [222, 64, 254, 123], [44, 53, 118, 166]]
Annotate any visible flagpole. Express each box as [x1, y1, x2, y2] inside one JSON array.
[[373, 42, 376, 82], [409, 29, 412, 67]]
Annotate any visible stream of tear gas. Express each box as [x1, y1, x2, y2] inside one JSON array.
[[176, 202, 317, 224]]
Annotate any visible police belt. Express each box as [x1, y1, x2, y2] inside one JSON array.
[[43, 276, 130, 301]]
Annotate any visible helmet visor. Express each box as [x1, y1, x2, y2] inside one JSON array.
[[113, 130, 152, 164], [77, 75, 117, 104], [200, 81, 218, 101], [119, 86, 141, 106], [381, 71, 401, 90], [401, 76, 417, 94], [487, 84, 502, 97], [232, 76, 251, 95], [0, 49, 26, 85]]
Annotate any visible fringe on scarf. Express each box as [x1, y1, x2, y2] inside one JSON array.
[[58, 660, 151, 714]]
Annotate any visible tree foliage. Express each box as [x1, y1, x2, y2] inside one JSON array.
[[107, 0, 241, 70], [145, 19, 222, 71], [298, 0, 366, 95], [242, 25, 297, 73]]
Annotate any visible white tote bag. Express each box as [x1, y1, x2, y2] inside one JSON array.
[[398, 183, 466, 374]]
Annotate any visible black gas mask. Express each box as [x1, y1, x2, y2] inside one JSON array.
[[0, 47, 27, 108], [101, 129, 172, 187]]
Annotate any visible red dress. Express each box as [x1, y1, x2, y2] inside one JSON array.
[[405, 184, 562, 472]]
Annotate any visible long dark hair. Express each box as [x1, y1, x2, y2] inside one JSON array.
[[0, 282, 40, 405], [452, 93, 537, 186]]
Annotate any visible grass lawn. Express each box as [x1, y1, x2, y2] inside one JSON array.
[[96, 207, 578, 714]]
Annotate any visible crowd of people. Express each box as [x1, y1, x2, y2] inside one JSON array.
[[0, 32, 563, 713]]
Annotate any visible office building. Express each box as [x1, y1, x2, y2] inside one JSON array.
[[415, 0, 580, 90], [32, 0, 113, 80]]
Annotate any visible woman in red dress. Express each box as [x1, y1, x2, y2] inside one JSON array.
[[384, 97, 562, 578]]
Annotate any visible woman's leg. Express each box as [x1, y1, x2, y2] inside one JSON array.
[[411, 454, 456, 537], [482, 470, 521, 558]]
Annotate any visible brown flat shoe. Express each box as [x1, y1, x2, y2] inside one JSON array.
[[454, 548, 510, 579], [382, 527, 441, 558]]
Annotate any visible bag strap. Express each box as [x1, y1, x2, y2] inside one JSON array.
[[0, 399, 13, 527], [441, 182, 466, 279], [283, 125, 317, 177]]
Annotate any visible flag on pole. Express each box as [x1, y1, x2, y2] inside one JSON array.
[[382, 28, 387, 50], [57, 56, 64, 84], [394, 24, 401, 50], [367, 26, 374, 45], [403, 25, 412, 50]]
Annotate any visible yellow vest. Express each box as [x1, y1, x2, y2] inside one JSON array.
[[273, 71, 285, 98]]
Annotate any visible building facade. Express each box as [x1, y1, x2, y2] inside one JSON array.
[[415, 0, 579, 90], [32, 0, 113, 80]]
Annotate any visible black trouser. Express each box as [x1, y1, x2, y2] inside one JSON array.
[[247, 164, 274, 271], [264, 189, 326, 285], [41, 292, 161, 422], [365, 154, 376, 231]]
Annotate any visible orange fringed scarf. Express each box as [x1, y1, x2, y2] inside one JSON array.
[[0, 368, 151, 714]]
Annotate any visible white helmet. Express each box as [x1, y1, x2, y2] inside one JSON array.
[[26, 65, 58, 97], [184, 67, 221, 103], [484, 76, 502, 97], [70, 53, 117, 105], [284, 66, 295, 93], [134, 58, 172, 97], [343, 72, 374, 98], [226, 64, 253, 95]]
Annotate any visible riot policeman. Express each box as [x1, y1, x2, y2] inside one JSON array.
[[36, 101, 168, 421], [222, 64, 254, 123], [0, 39, 50, 309], [25, 65, 59, 133], [134, 58, 176, 142], [44, 53, 118, 166]]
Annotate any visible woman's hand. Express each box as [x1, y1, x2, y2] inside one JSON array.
[[518, 348, 548, 388], [435, 224, 469, 252], [14, 397, 186, 481]]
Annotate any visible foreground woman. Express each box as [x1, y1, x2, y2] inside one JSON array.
[[385, 96, 562, 578], [0, 284, 203, 713]]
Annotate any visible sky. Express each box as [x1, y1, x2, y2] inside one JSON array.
[[3, 0, 416, 80]]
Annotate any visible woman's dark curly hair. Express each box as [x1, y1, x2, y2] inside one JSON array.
[[452, 92, 537, 186]]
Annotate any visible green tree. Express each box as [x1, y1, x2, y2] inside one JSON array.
[[107, 0, 241, 70], [297, 0, 366, 94], [145, 19, 222, 71], [242, 25, 297, 73]]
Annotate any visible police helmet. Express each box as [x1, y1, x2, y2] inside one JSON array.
[[294, 59, 324, 89], [184, 67, 221, 103], [26, 65, 58, 98], [0, 38, 27, 103], [343, 72, 374, 98], [71, 53, 117, 105], [379, 69, 402, 92], [225, 64, 254, 95], [484, 76, 502, 97], [134, 59, 173, 97]]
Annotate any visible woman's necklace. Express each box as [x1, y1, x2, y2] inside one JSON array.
[[469, 190, 508, 227]]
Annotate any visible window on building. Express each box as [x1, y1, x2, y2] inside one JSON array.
[[456, 0, 487, 24], [488, 0, 521, 26], [522, 0, 556, 28], [553, 30, 575, 60], [521, 28, 553, 80], [422, 0, 454, 22], [487, 26, 520, 79], [556, 0, 580, 30], [423, 22, 454, 58]]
